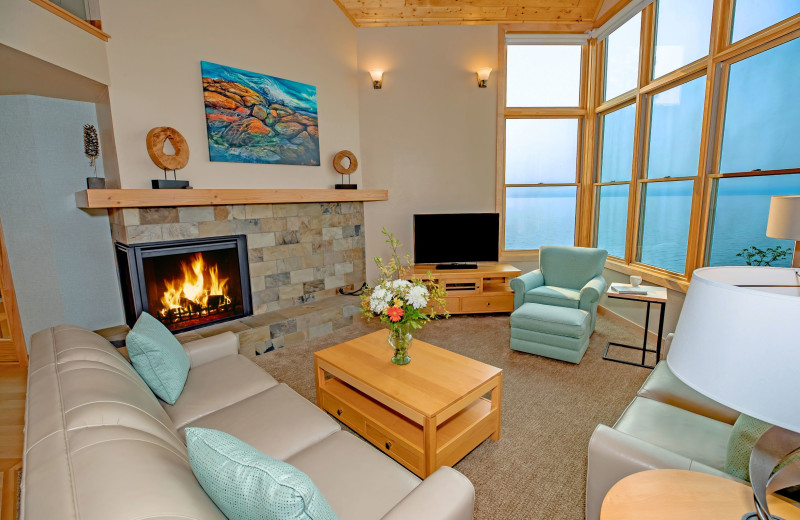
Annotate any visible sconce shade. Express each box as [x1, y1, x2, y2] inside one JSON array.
[[766, 195, 800, 240], [369, 70, 383, 89], [476, 67, 492, 88]]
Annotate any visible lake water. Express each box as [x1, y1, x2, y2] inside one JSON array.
[[506, 178, 799, 273]]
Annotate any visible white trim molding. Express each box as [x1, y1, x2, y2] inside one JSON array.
[[590, 0, 655, 41]]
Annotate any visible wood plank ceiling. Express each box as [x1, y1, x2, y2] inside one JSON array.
[[332, 0, 613, 28]]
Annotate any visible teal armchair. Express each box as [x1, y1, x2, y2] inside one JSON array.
[[510, 246, 608, 330]]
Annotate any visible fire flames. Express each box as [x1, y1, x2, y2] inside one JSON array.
[[159, 253, 232, 319]]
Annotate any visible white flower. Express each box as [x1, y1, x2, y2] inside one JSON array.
[[405, 285, 429, 309], [372, 286, 388, 301], [391, 279, 412, 290]]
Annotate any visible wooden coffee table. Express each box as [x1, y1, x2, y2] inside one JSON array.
[[314, 330, 502, 478]]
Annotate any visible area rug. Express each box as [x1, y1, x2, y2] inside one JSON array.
[[252, 314, 651, 520]]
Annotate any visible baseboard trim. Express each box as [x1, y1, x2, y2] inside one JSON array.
[[597, 305, 666, 350]]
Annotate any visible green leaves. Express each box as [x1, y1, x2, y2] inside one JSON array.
[[735, 245, 792, 266]]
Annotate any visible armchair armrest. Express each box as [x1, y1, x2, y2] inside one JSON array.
[[510, 269, 545, 310], [380, 467, 475, 520], [579, 275, 606, 312], [585, 424, 739, 520], [182, 332, 238, 368]]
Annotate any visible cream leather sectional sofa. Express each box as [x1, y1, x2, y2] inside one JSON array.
[[585, 360, 742, 520], [22, 325, 475, 520]]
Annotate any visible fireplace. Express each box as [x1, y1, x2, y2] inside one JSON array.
[[116, 235, 252, 332]]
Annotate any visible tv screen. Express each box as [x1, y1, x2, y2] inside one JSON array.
[[414, 213, 499, 264]]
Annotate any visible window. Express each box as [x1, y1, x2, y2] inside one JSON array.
[[646, 76, 706, 179], [731, 0, 800, 43], [501, 42, 585, 254], [719, 37, 800, 173], [605, 13, 642, 101], [653, 0, 714, 79], [595, 104, 637, 259], [507, 45, 582, 107], [500, 1, 800, 283], [708, 174, 800, 266]]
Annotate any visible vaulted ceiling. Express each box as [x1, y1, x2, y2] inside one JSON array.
[[332, 0, 621, 28]]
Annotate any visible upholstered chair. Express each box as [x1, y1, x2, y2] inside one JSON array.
[[510, 246, 608, 330]]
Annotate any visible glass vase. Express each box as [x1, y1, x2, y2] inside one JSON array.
[[388, 322, 412, 365]]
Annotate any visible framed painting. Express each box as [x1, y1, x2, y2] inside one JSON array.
[[201, 61, 319, 166]]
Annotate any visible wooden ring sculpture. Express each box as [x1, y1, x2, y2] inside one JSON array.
[[146, 127, 190, 171], [333, 150, 358, 175]]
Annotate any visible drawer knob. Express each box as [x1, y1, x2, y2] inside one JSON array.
[[487, 302, 491, 306], [336, 409, 343, 416], [385, 442, 392, 450]]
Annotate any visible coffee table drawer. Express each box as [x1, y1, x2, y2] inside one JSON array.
[[364, 422, 423, 474], [461, 294, 513, 313], [321, 390, 366, 435]]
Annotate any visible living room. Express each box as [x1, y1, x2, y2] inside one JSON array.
[[1, 0, 799, 518]]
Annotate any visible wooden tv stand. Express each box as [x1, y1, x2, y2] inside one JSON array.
[[407, 263, 521, 314]]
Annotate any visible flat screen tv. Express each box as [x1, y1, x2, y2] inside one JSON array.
[[414, 213, 499, 267]]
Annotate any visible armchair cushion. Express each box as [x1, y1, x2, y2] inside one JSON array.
[[524, 286, 580, 309]]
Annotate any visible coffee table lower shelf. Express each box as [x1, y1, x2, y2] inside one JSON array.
[[318, 377, 498, 478]]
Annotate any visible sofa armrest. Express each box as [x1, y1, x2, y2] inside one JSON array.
[[182, 332, 238, 368], [510, 270, 545, 310], [585, 424, 739, 520], [380, 467, 475, 520], [579, 275, 606, 311]]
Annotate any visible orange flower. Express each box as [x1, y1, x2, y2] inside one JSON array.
[[386, 306, 404, 322]]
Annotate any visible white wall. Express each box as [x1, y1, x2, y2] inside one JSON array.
[[100, 0, 361, 189], [358, 25, 499, 281], [0, 95, 124, 347], [0, 0, 110, 85]]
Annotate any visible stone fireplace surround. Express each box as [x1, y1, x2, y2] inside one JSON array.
[[108, 201, 365, 356]]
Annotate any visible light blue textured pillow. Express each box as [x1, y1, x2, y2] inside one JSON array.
[[186, 428, 338, 520], [125, 312, 190, 405]]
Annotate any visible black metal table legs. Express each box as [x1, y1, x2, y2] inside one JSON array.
[[603, 300, 666, 369]]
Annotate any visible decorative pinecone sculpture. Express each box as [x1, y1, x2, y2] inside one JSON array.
[[83, 124, 100, 176]]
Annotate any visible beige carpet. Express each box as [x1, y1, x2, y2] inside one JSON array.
[[253, 313, 651, 520]]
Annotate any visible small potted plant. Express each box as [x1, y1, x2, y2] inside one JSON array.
[[361, 229, 448, 365]]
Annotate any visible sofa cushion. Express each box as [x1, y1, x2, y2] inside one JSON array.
[[614, 396, 732, 471], [184, 383, 341, 459], [163, 354, 278, 429], [524, 286, 581, 309], [287, 431, 420, 520], [186, 428, 338, 520], [126, 312, 190, 404], [510, 303, 589, 339]]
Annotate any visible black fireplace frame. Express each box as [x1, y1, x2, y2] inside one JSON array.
[[116, 235, 252, 333]]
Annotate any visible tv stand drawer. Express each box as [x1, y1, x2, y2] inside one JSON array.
[[461, 295, 514, 313]]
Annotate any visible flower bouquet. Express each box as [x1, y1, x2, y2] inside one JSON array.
[[361, 229, 448, 365]]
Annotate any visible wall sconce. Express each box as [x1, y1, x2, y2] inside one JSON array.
[[476, 67, 492, 88], [369, 70, 383, 89]]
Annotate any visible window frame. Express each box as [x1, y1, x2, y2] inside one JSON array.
[[497, 2, 800, 290], [496, 38, 591, 261]]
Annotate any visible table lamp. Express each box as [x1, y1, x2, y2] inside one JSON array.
[[667, 266, 800, 520], [767, 195, 800, 268]]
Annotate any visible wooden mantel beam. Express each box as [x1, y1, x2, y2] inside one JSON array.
[[75, 189, 389, 209]]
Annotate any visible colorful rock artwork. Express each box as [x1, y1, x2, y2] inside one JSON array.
[[201, 61, 319, 166]]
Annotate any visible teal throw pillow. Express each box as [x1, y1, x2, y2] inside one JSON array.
[[725, 414, 800, 482], [186, 428, 338, 520], [125, 312, 190, 405]]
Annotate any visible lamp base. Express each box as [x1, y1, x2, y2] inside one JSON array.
[[749, 425, 800, 520], [742, 513, 785, 520]]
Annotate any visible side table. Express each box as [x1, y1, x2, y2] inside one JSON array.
[[600, 469, 800, 520], [603, 283, 667, 369]]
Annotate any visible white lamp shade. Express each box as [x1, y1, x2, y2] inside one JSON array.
[[368, 70, 383, 83], [667, 266, 800, 433], [476, 67, 492, 81], [766, 195, 800, 240]]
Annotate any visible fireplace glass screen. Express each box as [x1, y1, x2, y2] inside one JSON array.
[[116, 236, 252, 333]]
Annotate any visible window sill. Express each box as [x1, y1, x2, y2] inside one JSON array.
[[28, 0, 110, 41], [500, 250, 690, 293]]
